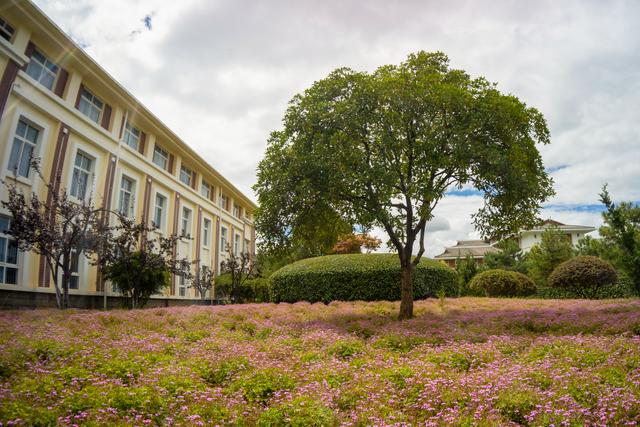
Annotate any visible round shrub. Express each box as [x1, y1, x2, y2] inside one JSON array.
[[469, 269, 536, 297], [269, 254, 458, 303], [548, 256, 618, 298]]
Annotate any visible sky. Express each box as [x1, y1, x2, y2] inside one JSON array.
[[33, 0, 640, 257]]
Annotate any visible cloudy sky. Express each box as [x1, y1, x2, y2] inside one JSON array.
[[34, 0, 640, 256]]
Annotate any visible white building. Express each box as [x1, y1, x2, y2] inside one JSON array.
[[517, 219, 595, 253], [435, 219, 596, 266]]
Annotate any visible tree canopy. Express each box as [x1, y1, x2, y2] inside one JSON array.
[[254, 51, 554, 319]]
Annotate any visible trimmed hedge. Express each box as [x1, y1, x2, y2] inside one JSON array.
[[547, 256, 618, 299], [269, 254, 458, 303], [469, 269, 537, 297]]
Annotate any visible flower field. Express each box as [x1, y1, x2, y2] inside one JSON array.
[[1, 298, 640, 426]]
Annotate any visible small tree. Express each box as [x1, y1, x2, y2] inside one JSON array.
[[527, 227, 574, 286], [456, 254, 478, 296], [1, 159, 104, 309], [190, 264, 214, 301], [220, 243, 256, 303], [331, 233, 382, 254], [483, 239, 528, 274], [597, 185, 640, 294], [98, 216, 192, 308]]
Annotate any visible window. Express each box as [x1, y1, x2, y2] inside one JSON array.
[[233, 203, 241, 218], [69, 249, 80, 290], [122, 122, 140, 151], [181, 207, 192, 237], [220, 226, 228, 253], [179, 273, 186, 297], [70, 151, 94, 200], [26, 48, 59, 91], [153, 193, 166, 229], [153, 145, 169, 170], [8, 119, 38, 178], [234, 233, 241, 256], [118, 176, 135, 218], [0, 217, 18, 285], [219, 193, 228, 210], [200, 181, 211, 199], [179, 165, 192, 186], [203, 218, 211, 248], [77, 88, 103, 124], [0, 18, 14, 42]]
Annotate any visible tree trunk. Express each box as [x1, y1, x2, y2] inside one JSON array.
[[398, 263, 414, 320], [61, 273, 70, 310]]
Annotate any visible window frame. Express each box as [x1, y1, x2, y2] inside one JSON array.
[[202, 218, 211, 248], [234, 233, 241, 256], [69, 150, 95, 201], [181, 206, 192, 238], [152, 192, 167, 230], [0, 17, 15, 42], [0, 216, 18, 285], [179, 164, 192, 187], [200, 180, 211, 199], [68, 248, 81, 290], [117, 174, 136, 218], [152, 144, 169, 170], [122, 122, 141, 151], [25, 48, 59, 91], [7, 118, 40, 179], [219, 193, 228, 211], [179, 273, 187, 297], [77, 87, 104, 124], [220, 226, 228, 254]]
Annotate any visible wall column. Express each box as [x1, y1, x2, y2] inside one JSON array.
[[0, 59, 20, 121], [38, 123, 70, 287]]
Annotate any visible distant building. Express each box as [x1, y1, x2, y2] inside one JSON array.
[[434, 219, 596, 267], [433, 240, 500, 268]]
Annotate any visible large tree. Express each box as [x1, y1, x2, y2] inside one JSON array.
[[254, 51, 554, 319]]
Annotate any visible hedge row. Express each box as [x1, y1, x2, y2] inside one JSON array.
[[269, 254, 458, 303], [468, 269, 537, 297]]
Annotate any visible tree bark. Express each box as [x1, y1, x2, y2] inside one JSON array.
[[398, 263, 414, 320]]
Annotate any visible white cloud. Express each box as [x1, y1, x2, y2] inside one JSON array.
[[33, 0, 637, 254]]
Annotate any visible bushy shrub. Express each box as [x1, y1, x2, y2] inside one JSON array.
[[216, 275, 270, 303], [547, 256, 618, 298], [269, 254, 458, 303], [469, 269, 537, 297], [456, 255, 478, 296]]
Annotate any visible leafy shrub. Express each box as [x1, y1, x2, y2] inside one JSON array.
[[215, 275, 270, 302], [535, 275, 636, 299], [469, 269, 536, 297], [328, 339, 364, 359], [257, 396, 334, 427], [548, 256, 618, 298], [198, 356, 250, 387], [456, 255, 477, 296], [270, 254, 458, 303], [232, 369, 295, 403]]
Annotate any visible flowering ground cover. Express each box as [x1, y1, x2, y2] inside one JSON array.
[[1, 298, 639, 426]]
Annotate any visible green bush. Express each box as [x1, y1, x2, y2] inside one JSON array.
[[548, 256, 618, 298], [469, 269, 536, 297], [216, 275, 271, 303], [269, 254, 458, 303]]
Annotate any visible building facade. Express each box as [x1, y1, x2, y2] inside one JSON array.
[[434, 219, 596, 267], [0, 1, 256, 307]]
